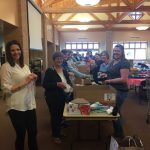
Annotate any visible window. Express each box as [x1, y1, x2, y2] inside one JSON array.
[[72, 43, 76, 49], [66, 43, 71, 49], [93, 43, 99, 49], [130, 43, 135, 48], [77, 43, 82, 49], [88, 43, 93, 49], [125, 49, 134, 60], [113, 41, 147, 60], [83, 43, 88, 49], [124, 43, 129, 48], [65, 42, 100, 56], [65, 42, 100, 50], [135, 49, 146, 60]]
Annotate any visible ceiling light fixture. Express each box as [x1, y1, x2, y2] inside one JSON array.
[[78, 18, 91, 22], [136, 26, 149, 30], [75, 0, 100, 6], [77, 26, 89, 30], [62, 25, 76, 28]]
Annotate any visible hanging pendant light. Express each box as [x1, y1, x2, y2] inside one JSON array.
[[75, 0, 100, 6]]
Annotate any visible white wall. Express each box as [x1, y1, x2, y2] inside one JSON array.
[[45, 18, 60, 45], [46, 22, 53, 43], [54, 28, 60, 46], [60, 30, 150, 50], [60, 30, 150, 59], [112, 31, 150, 41], [60, 31, 106, 50], [0, 0, 19, 26], [60, 30, 150, 44]]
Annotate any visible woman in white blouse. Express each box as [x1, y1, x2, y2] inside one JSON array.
[[0, 40, 38, 150]]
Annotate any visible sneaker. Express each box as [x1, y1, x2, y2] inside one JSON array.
[[53, 138, 62, 144]]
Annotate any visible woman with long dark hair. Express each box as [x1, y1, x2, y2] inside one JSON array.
[[1, 40, 38, 150], [104, 44, 130, 138]]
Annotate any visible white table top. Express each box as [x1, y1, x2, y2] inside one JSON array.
[[63, 104, 119, 121]]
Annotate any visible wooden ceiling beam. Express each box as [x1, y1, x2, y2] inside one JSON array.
[[56, 27, 150, 32], [66, 13, 76, 21], [52, 14, 63, 21], [90, 13, 101, 21], [35, 0, 43, 7], [44, 6, 150, 13], [53, 20, 105, 25], [42, 0, 63, 9], [106, 13, 116, 21], [134, 0, 145, 9], [116, 20, 150, 24], [42, 0, 56, 9], [108, 0, 111, 6], [103, 23, 114, 30], [53, 20, 150, 25], [147, 12, 150, 16], [116, 12, 129, 23], [116, 0, 120, 18], [121, 0, 132, 7]]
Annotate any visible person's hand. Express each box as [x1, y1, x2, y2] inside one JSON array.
[[26, 74, 33, 83], [68, 72, 74, 77], [57, 82, 66, 89], [100, 73, 107, 78], [26, 73, 37, 83], [103, 79, 110, 84], [83, 74, 90, 79], [31, 73, 38, 80]]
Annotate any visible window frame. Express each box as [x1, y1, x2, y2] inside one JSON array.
[[113, 41, 147, 60]]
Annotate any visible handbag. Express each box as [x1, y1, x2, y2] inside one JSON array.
[[109, 136, 144, 150], [119, 136, 144, 150]]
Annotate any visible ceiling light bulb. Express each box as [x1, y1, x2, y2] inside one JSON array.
[[77, 26, 89, 30], [78, 18, 91, 22], [136, 26, 149, 30], [76, 0, 100, 6], [62, 25, 76, 28]]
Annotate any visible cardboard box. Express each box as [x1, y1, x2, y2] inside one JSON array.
[[74, 78, 92, 85], [74, 77, 83, 84], [67, 103, 81, 115], [73, 84, 116, 106], [77, 65, 90, 74], [83, 78, 92, 85]]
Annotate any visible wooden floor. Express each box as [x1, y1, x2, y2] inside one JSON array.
[[0, 86, 150, 150]]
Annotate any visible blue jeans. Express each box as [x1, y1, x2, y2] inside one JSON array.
[[113, 91, 128, 137]]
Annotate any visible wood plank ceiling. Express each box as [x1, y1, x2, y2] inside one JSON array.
[[35, 0, 150, 31]]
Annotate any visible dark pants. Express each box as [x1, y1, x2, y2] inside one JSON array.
[[8, 109, 38, 150], [45, 94, 65, 138], [113, 91, 128, 137]]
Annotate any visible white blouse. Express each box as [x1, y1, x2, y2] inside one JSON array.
[[0, 62, 36, 112], [57, 71, 73, 93]]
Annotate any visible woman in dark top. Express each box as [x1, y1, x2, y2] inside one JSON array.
[[42, 52, 72, 144], [104, 44, 130, 138]]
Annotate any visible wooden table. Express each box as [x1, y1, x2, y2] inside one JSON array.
[[63, 104, 119, 150], [63, 104, 119, 121]]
